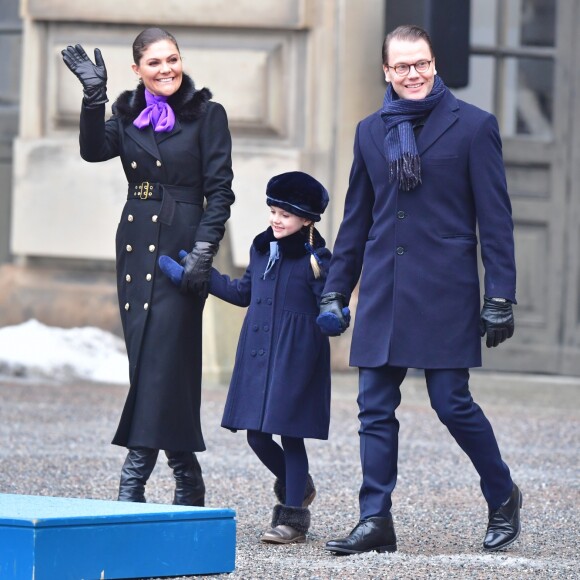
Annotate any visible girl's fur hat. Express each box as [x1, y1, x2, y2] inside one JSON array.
[[266, 171, 329, 222]]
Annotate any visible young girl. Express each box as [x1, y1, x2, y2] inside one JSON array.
[[160, 171, 331, 543]]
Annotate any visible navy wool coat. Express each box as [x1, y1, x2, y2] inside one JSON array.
[[79, 74, 235, 451], [210, 227, 332, 439], [324, 89, 516, 369]]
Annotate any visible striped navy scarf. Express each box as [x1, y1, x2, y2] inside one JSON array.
[[381, 75, 447, 191]]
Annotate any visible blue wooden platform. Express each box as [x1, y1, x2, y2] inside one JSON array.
[[0, 493, 236, 579]]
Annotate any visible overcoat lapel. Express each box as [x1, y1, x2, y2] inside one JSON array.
[[417, 91, 459, 155], [370, 115, 387, 156], [125, 123, 160, 159], [125, 119, 184, 157], [156, 119, 183, 144], [368, 89, 461, 160]]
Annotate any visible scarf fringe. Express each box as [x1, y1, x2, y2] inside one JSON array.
[[389, 153, 422, 191]]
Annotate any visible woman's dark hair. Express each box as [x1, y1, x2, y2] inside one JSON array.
[[382, 24, 435, 65], [132, 27, 180, 65]]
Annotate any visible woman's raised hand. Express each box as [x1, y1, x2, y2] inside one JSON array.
[[61, 44, 108, 107]]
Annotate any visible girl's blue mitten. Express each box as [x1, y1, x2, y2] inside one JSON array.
[[158, 250, 187, 287], [316, 307, 351, 336]]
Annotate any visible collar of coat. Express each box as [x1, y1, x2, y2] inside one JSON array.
[[112, 74, 212, 123], [253, 226, 326, 258]]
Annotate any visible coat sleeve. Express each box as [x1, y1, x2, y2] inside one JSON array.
[[208, 251, 253, 307], [195, 102, 235, 245], [469, 114, 517, 303], [79, 103, 120, 162], [323, 121, 375, 302]]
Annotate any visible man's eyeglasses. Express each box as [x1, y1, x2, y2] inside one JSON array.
[[386, 60, 432, 76]]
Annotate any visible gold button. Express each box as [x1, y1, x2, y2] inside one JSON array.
[[126, 244, 133, 252], [149, 244, 155, 252], [146, 273, 152, 281], [144, 303, 149, 310], [156, 160, 162, 167], [126, 274, 132, 282], [124, 303, 130, 311], [152, 215, 158, 222], [131, 161, 137, 169]]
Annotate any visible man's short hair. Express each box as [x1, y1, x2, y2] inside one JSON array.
[[382, 24, 435, 65]]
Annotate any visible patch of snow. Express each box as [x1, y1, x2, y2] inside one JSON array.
[[0, 319, 128, 384]]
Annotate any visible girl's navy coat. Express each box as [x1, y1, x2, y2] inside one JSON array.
[[324, 89, 516, 369], [209, 227, 331, 440], [79, 74, 235, 451]]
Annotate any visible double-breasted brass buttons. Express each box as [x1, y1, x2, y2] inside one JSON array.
[[156, 160, 162, 167], [126, 274, 132, 282], [131, 161, 137, 169], [126, 244, 133, 252], [152, 215, 158, 223], [149, 245, 156, 252], [146, 273, 152, 281], [128, 214, 134, 222], [124, 303, 130, 311]]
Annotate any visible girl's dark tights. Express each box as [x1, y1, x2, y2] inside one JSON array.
[[246, 430, 308, 507]]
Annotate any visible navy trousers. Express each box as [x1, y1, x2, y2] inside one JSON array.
[[357, 365, 513, 519]]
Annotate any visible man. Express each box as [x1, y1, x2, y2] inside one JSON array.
[[317, 25, 521, 554]]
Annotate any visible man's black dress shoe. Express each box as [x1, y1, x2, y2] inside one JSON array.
[[325, 515, 397, 555], [483, 483, 522, 551]]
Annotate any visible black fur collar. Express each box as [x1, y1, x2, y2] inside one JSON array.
[[112, 74, 212, 123], [253, 227, 326, 258]]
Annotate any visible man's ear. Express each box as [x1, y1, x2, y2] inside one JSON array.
[[383, 64, 390, 83]]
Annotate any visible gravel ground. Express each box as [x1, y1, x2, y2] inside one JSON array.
[[0, 370, 578, 579]]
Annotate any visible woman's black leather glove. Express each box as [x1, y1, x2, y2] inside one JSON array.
[[479, 296, 514, 348], [61, 44, 108, 108], [180, 242, 218, 299]]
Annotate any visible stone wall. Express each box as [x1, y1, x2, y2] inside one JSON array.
[[6, 0, 386, 378]]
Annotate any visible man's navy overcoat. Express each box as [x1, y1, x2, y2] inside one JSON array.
[[210, 228, 332, 439], [324, 89, 516, 369]]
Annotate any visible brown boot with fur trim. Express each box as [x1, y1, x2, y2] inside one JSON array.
[[273, 474, 316, 507], [260, 504, 311, 544]]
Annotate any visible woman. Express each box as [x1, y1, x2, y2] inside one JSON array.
[[61, 27, 235, 506]]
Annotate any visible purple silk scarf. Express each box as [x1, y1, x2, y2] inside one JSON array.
[[133, 89, 176, 132]]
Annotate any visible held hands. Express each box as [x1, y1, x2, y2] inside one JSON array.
[[61, 44, 108, 107], [479, 296, 514, 348], [159, 243, 217, 299], [180, 242, 218, 299], [317, 292, 351, 336], [158, 250, 187, 286]]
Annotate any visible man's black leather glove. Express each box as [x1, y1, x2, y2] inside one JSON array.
[[317, 292, 350, 336], [61, 44, 108, 108], [479, 296, 514, 348], [180, 241, 218, 299]]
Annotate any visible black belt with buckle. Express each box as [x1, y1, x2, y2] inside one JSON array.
[[127, 182, 204, 225]]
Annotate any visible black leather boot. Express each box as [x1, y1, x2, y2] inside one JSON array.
[[325, 514, 397, 554], [117, 447, 159, 502], [483, 483, 522, 551], [165, 450, 205, 507], [273, 474, 316, 507]]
